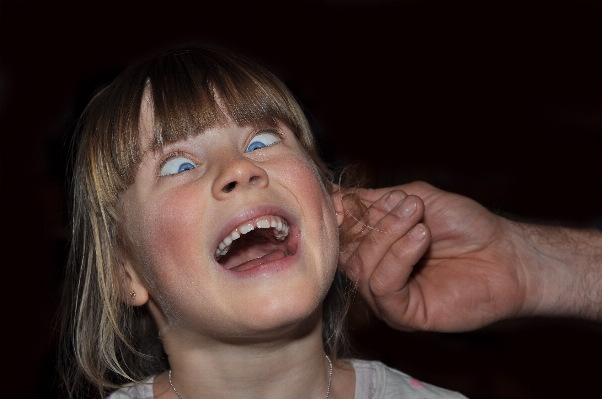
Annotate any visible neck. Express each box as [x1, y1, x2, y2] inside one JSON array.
[[154, 312, 332, 399]]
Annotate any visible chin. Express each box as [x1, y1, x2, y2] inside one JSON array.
[[220, 296, 325, 342]]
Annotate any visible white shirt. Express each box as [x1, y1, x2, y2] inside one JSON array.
[[108, 359, 468, 399]]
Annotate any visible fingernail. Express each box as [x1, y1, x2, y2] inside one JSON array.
[[384, 191, 405, 212], [409, 224, 426, 241], [399, 196, 417, 218]]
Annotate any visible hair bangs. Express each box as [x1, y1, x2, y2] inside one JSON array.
[[144, 48, 308, 154]]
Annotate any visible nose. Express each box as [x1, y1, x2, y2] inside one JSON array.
[[211, 155, 269, 200]]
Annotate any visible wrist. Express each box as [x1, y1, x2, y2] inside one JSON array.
[[509, 221, 602, 320]]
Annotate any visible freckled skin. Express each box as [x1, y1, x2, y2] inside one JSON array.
[[121, 105, 339, 347]]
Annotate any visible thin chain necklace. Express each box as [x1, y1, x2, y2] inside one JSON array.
[[168, 355, 333, 399]]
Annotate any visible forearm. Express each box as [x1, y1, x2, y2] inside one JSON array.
[[511, 221, 602, 320]]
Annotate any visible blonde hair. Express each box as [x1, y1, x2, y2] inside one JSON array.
[[60, 47, 351, 397]]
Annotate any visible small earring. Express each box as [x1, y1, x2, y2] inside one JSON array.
[[130, 291, 136, 300]]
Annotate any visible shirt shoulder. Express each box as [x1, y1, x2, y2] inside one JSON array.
[[349, 359, 468, 399], [106, 376, 155, 399]]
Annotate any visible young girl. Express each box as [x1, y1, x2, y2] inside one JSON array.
[[61, 47, 467, 399]]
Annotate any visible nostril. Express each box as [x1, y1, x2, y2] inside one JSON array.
[[223, 181, 237, 193]]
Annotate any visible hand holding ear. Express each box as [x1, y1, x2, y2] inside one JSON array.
[[332, 181, 530, 332], [333, 188, 431, 328]]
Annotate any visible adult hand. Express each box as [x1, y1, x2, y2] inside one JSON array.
[[332, 181, 602, 332]]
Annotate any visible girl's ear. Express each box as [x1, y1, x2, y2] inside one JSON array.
[[330, 183, 345, 227], [122, 259, 150, 307]]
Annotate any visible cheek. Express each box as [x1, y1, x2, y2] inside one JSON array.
[[127, 189, 207, 285], [279, 153, 332, 213], [126, 189, 212, 326], [278, 153, 339, 275]]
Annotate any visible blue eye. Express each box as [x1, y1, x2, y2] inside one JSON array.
[[245, 132, 281, 152], [160, 157, 196, 176]]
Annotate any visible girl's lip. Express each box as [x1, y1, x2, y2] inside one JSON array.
[[213, 204, 300, 260]]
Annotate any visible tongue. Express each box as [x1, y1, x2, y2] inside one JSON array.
[[228, 250, 287, 272]]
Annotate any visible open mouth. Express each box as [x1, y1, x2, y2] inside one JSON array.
[[215, 215, 297, 272]]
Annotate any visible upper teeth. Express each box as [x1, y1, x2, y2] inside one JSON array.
[[215, 215, 290, 259]]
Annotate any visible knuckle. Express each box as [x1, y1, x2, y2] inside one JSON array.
[[369, 273, 390, 296], [390, 244, 410, 263], [379, 215, 404, 237], [413, 180, 432, 191]]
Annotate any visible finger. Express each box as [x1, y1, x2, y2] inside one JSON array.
[[339, 190, 407, 263], [332, 187, 395, 212], [345, 190, 412, 243], [342, 194, 425, 297], [368, 223, 430, 299], [353, 195, 424, 293]]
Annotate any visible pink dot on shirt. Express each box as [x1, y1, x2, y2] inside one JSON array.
[[410, 379, 423, 387]]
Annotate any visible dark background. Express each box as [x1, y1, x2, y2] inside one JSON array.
[[1, 1, 601, 398]]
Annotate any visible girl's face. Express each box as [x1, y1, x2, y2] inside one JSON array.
[[121, 94, 340, 342]]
